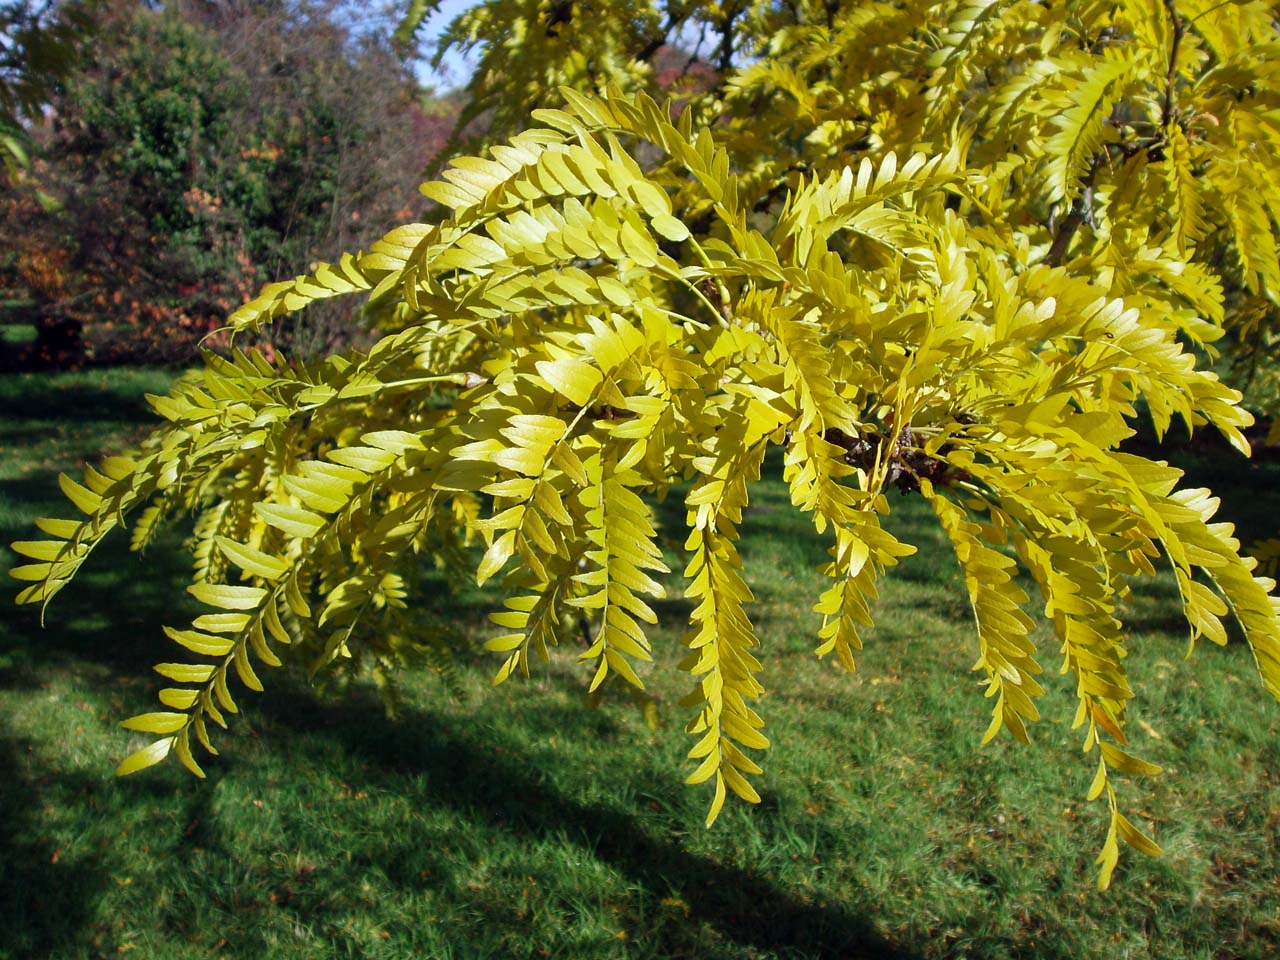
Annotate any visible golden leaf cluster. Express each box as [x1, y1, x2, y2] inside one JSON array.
[[16, 0, 1280, 889]]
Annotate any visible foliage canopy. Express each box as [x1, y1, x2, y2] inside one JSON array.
[[13, 0, 1280, 889], [0, 0, 96, 174]]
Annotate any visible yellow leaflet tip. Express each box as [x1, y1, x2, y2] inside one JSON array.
[[115, 737, 174, 776]]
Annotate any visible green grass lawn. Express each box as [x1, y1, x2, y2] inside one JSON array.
[[2, 368, 1278, 959], [0, 322, 35, 346]]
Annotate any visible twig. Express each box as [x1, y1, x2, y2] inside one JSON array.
[[1161, 0, 1185, 128], [1046, 156, 1102, 267]]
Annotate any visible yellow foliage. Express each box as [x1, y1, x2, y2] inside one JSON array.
[[16, 0, 1280, 889]]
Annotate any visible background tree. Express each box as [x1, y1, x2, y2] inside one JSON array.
[[2, 0, 449, 366], [0, 0, 96, 177], [12, 0, 1280, 890], [0, 0, 97, 368]]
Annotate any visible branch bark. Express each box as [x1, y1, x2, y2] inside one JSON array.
[[1046, 156, 1101, 267]]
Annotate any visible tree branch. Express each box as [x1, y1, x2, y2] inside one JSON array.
[[635, 11, 681, 64], [1161, 0, 1184, 128], [1046, 155, 1102, 267]]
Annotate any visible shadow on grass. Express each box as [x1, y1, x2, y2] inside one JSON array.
[[0, 739, 107, 959], [0, 374, 165, 428], [253, 685, 922, 960], [0, 522, 200, 691], [0, 737, 221, 960], [1, 473, 101, 536]]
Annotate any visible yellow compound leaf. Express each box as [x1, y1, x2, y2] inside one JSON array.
[[115, 737, 175, 777]]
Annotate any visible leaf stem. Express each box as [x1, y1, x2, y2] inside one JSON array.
[[1161, 0, 1184, 128]]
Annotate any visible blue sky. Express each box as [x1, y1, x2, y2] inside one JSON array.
[[412, 0, 481, 91]]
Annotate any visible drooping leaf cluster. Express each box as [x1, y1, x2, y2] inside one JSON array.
[[13, 1, 1280, 889]]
